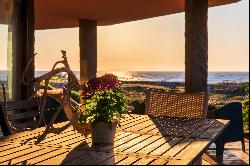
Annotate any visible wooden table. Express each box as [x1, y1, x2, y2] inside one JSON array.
[[0, 114, 229, 165]]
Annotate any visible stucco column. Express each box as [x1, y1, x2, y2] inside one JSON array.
[[79, 19, 97, 82], [12, 0, 35, 100], [185, 0, 208, 93]]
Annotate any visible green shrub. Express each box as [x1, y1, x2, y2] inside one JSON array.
[[129, 100, 146, 115], [80, 89, 128, 125], [208, 104, 218, 112], [39, 81, 53, 90], [241, 83, 249, 96], [242, 97, 249, 131], [71, 91, 80, 103]]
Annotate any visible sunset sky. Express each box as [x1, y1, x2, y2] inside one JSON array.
[[0, 0, 249, 72]]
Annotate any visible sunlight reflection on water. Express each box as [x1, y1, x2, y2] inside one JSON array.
[[0, 71, 249, 84]]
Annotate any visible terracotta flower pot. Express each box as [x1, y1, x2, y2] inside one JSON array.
[[91, 121, 118, 145]]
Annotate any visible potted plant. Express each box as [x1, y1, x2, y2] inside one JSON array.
[[78, 74, 128, 145]]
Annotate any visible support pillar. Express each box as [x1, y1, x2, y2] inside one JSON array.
[[185, 0, 208, 93], [12, 0, 35, 100], [79, 19, 97, 82]]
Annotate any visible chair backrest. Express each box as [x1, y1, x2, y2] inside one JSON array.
[[214, 102, 244, 142], [145, 91, 208, 119], [0, 99, 40, 131], [0, 83, 40, 133], [3, 99, 39, 121]]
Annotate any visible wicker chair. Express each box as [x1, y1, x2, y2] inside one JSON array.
[[145, 91, 208, 119]]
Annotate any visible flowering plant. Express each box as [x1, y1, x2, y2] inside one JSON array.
[[78, 74, 128, 126]]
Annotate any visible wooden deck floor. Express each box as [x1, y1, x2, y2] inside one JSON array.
[[202, 139, 249, 165]]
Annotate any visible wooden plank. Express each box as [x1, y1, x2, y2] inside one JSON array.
[[90, 152, 116, 165], [1, 128, 65, 146], [149, 137, 184, 156], [0, 143, 23, 153], [0, 130, 42, 143], [150, 118, 200, 137], [61, 150, 94, 165], [56, 135, 86, 148], [0, 144, 33, 158], [199, 119, 229, 140], [0, 146, 56, 165], [167, 139, 210, 165], [138, 124, 161, 134], [124, 122, 154, 133], [44, 151, 93, 165], [137, 137, 172, 155], [99, 155, 127, 165], [115, 132, 132, 141], [118, 116, 151, 130], [188, 120, 216, 138], [167, 120, 229, 165], [176, 119, 209, 137], [116, 156, 139, 165], [61, 157, 91, 165], [115, 135, 152, 152], [202, 153, 218, 165], [97, 133, 141, 152], [39, 131, 82, 146], [119, 117, 152, 131], [23, 148, 69, 165], [118, 114, 145, 126], [0, 121, 72, 143], [67, 136, 92, 149], [161, 138, 194, 158], [33, 130, 79, 145], [123, 135, 162, 153], [119, 114, 147, 126], [0, 142, 13, 147], [149, 159, 169, 165], [132, 158, 154, 165], [0, 145, 41, 164]]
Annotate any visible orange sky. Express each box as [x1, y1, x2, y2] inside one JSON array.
[[0, 0, 249, 72]]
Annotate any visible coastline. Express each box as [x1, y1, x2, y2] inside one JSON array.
[[0, 80, 248, 132]]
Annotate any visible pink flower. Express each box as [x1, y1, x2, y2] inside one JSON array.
[[87, 74, 120, 91], [100, 74, 120, 90]]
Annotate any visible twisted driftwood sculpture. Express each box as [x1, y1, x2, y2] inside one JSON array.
[[21, 50, 91, 144]]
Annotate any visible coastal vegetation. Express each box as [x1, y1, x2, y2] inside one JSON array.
[[1, 79, 249, 132]]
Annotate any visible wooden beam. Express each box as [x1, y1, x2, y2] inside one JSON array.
[[185, 0, 208, 93], [79, 19, 97, 82]]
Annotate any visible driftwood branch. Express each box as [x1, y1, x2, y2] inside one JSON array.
[[3, 50, 86, 139], [52, 50, 70, 69], [34, 51, 85, 143], [18, 50, 86, 143], [22, 53, 37, 86]]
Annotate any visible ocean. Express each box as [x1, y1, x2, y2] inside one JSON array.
[[0, 71, 249, 84]]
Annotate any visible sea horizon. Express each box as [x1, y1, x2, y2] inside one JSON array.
[[0, 70, 249, 84]]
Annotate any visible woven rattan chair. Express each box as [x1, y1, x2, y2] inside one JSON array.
[[145, 91, 208, 119]]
